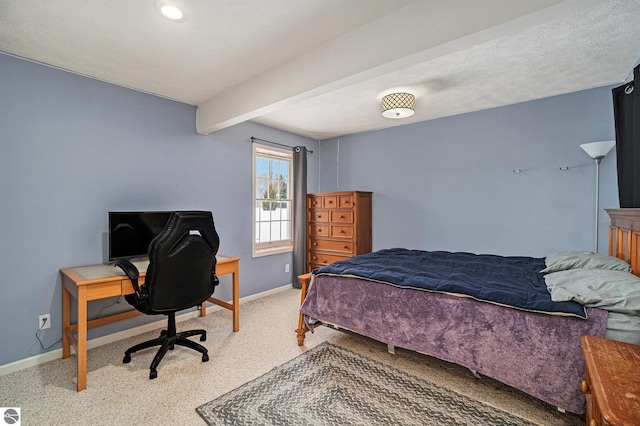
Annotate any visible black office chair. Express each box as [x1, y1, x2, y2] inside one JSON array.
[[114, 211, 220, 379]]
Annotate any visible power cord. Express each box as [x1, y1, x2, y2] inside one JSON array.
[[91, 296, 123, 320], [35, 296, 124, 351], [35, 317, 62, 350]]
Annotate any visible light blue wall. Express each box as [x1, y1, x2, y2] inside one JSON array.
[[318, 86, 619, 257], [0, 53, 319, 366]]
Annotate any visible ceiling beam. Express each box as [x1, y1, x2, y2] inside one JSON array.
[[196, 0, 589, 135]]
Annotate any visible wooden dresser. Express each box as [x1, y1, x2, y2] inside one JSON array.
[[580, 335, 640, 425], [306, 191, 372, 272]]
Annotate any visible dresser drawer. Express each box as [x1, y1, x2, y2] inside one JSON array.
[[322, 196, 337, 209], [338, 194, 354, 208], [308, 252, 350, 266], [309, 238, 353, 254], [309, 210, 329, 222], [331, 225, 352, 238], [308, 262, 325, 272], [308, 197, 322, 208], [309, 224, 330, 237], [330, 210, 353, 223]]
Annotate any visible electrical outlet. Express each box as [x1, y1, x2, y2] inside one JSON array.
[[39, 314, 51, 330], [285, 263, 290, 273]]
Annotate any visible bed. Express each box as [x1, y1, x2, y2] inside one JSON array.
[[297, 208, 640, 415]]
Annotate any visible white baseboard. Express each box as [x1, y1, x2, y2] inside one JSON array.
[[0, 284, 293, 377]]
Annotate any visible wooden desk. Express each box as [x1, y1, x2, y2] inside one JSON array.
[[60, 254, 239, 391], [581, 335, 640, 425]]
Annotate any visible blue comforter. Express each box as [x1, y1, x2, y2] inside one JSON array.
[[314, 248, 586, 318]]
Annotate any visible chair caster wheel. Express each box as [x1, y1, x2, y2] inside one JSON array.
[[202, 353, 209, 362], [150, 370, 157, 380], [123, 354, 131, 363]]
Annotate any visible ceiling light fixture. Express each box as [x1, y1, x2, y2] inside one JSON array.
[[381, 92, 415, 119], [155, 0, 185, 22]]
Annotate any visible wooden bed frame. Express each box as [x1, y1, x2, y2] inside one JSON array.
[[606, 208, 640, 276]]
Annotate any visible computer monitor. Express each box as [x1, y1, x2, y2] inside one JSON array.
[[108, 211, 172, 261]]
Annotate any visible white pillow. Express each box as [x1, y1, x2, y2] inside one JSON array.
[[541, 251, 631, 274]]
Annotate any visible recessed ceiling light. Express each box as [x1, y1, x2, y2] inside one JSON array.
[[155, 1, 185, 22], [161, 5, 182, 20]]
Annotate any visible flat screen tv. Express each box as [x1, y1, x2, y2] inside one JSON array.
[[108, 211, 173, 261]]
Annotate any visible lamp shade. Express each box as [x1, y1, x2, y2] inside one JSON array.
[[381, 93, 415, 119], [580, 140, 615, 159]]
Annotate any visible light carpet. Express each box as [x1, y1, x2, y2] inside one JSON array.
[[197, 342, 537, 425], [0, 289, 581, 425]]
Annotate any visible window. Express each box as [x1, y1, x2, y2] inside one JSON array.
[[252, 144, 293, 256]]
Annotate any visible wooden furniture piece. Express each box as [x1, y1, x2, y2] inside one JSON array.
[[581, 335, 640, 425], [306, 191, 372, 272], [607, 208, 640, 274], [60, 254, 239, 391]]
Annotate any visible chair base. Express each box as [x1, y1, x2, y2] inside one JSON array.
[[123, 312, 209, 379]]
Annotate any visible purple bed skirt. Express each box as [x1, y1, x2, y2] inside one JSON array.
[[300, 275, 608, 414]]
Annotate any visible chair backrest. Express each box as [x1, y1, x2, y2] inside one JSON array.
[[144, 211, 220, 313]]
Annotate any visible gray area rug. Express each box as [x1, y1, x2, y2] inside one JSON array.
[[196, 342, 536, 425]]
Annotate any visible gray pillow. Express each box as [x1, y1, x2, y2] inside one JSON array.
[[541, 251, 631, 274], [544, 269, 640, 315]]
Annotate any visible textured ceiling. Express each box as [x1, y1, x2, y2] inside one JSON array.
[[1, 0, 639, 140]]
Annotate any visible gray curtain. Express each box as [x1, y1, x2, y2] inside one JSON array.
[[292, 146, 307, 288]]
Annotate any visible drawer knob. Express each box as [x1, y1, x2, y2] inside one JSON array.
[[313, 242, 318, 246], [343, 245, 349, 249], [312, 256, 317, 260], [339, 215, 345, 219], [340, 230, 345, 234], [317, 215, 322, 218]]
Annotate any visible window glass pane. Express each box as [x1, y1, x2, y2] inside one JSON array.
[[269, 159, 279, 178], [282, 220, 291, 239], [256, 157, 269, 178], [256, 178, 268, 200], [280, 201, 291, 219]]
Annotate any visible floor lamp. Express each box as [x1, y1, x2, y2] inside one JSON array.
[[580, 140, 616, 252]]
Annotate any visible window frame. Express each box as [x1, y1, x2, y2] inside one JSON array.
[[252, 143, 294, 257]]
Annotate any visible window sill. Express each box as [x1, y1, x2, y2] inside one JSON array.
[[253, 245, 293, 258]]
